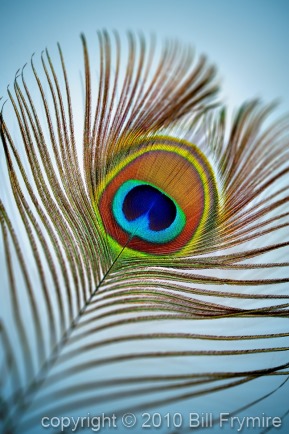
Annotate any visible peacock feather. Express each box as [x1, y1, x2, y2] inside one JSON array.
[[0, 31, 289, 433]]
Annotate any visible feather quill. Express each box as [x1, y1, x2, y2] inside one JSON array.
[[0, 32, 289, 433]]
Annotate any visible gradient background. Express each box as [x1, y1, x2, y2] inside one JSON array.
[[1, 0, 289, 433], [1, 0, 289, 111]]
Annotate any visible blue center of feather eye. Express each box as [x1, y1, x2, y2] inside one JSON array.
[[122, 185, 176, 231], [112, 180, 186, 244]]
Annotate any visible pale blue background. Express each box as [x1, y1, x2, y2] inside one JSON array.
[[1, 0, 289, 112], [0, 1, 289, 433]]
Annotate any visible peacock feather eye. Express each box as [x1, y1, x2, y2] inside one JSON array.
[[97, 136, 218, 255], [112, 180, 185, 241]]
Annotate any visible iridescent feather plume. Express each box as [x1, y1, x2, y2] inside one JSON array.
[[0, 31, 289, 434]]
